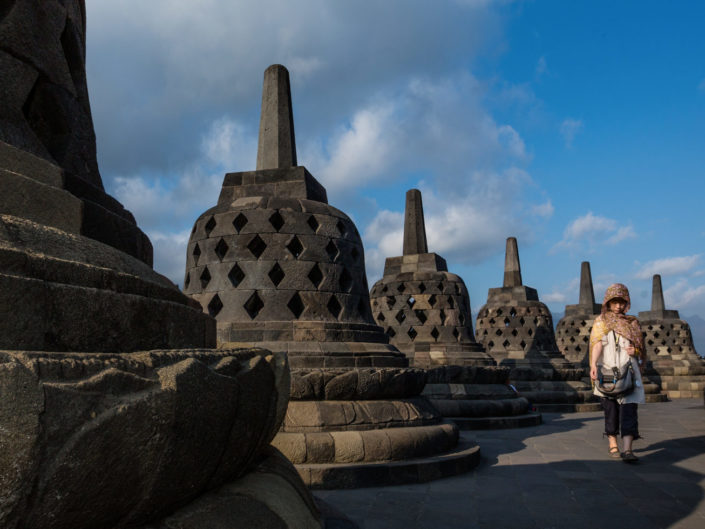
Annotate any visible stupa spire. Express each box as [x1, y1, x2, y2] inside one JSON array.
[[256, 64, 297, 170], [503, 237, 522, 287], [578, 261, 596, 306], [651, 274, 666, 312], [403, 189, 428, 255]]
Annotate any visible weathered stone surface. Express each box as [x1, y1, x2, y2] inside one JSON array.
[[0, 165, 82, 233], [142, 447, 323, 529], [257, 65, 297, 171], [0, 214, 215, 352], [0, 1, 152, 263], [281, 398, 441, 433], [503, 236, 522, 288], [0, 349, 290, 529], [289, 368, 426, 400], [402, 189, 427, 255], [274, 423, 458, 464]]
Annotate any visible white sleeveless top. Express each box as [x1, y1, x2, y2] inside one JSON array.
[[593, 330, 645, 404]]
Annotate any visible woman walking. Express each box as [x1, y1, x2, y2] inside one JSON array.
[[589, 283, 646, 463]]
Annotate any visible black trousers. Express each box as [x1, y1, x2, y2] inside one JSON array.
[[601, 398, 639, 438]]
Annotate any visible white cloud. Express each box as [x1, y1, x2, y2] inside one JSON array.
[[553, 212, 636, 252], [560, 118, 583, 148], [305, 104, 399, 193], [305, 72, 531, 200], [634, 254, 702, 280], [664, 278, 705, 311], [364, 169, 547, 281], [542, 277, 579, 306], [86, 0, 504, 178], [531, 200, 554, 218], [149, 229, 192, 288]]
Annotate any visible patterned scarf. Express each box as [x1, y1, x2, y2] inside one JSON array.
[[589, 283, 645, 356]]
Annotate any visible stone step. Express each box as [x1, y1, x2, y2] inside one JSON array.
[[645, 393, 669, 403], [294, 438, 481, 489], [0, 170, 82, 233], [450, 412, 542, 430], [534, 402, 602, 413], [665, 389, 704, 399]]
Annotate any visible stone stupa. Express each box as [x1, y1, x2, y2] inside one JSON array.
[[475, 238, 597, 411], [555, 261, 602, 367], [370, 190, 540, 429], [639, 275, 705, 399], [184, 65, 480, 488], [0, 3, 327, 528], [369, 189, 491, 367]]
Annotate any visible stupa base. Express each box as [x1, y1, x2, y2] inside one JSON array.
[[290, 437, 480, 489]]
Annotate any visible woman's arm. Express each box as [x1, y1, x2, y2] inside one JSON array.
[[590, 341, 603, 380]]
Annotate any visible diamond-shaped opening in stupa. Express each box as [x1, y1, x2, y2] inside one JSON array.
[[208, 294, 223, 317], [233, 213, 248, 233], [268, 263, 285, 287], [214, 238, 229, 262], [228, 263, 245, 287], [244, 292, 264, 319], [247, 235, 267, 259], [287, 292, 305, 318]]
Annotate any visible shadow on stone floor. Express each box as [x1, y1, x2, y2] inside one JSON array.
[[316, 423, 705, 529]]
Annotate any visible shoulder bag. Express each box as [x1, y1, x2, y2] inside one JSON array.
[[597, 331, 635, 399]]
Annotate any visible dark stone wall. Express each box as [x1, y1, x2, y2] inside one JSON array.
[[0, 0, 153, 265]]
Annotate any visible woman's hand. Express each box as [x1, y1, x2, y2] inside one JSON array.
[[590, 365, 597, 380]]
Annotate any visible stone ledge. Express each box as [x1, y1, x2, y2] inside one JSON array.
[[449, 412, 542, 430], [274, 422, 458, 465], [0, 274, 215, 352], [290, 368, 426, 400], [293, 438, 480, 489], [280, 397, 441, 433], [0, 169, 82, 233]]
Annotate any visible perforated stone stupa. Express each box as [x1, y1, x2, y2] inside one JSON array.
[[370, 190, 540, 429], [185, 65, 480, 488], [475, 238, 595, 411], [555, 262, 601, 367], [370, 189, 491, 367], [639, 275, 705, 399], [0, 5, 330, 527]]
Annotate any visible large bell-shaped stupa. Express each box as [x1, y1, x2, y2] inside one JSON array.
[[184, 65, 480, 488]]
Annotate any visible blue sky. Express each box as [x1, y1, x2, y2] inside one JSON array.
[[85, 0, 705, 347]]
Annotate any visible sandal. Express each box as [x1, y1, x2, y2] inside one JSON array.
[[621, 450, 639, 463], [609, 447, 621, 459]]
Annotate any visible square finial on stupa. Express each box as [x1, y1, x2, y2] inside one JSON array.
[[217, 65, 328, 204]]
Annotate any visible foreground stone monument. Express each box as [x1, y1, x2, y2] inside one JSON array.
[[0, 0, 151, 264], [370, 190, 540, 429], [639, 275, 705, 399], [0, 4, 327, 527], [475, 238, 596, 411], [185, 65, 479, 488]]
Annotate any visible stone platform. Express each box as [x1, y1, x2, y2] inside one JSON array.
[[316, 399, 705, 529]]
